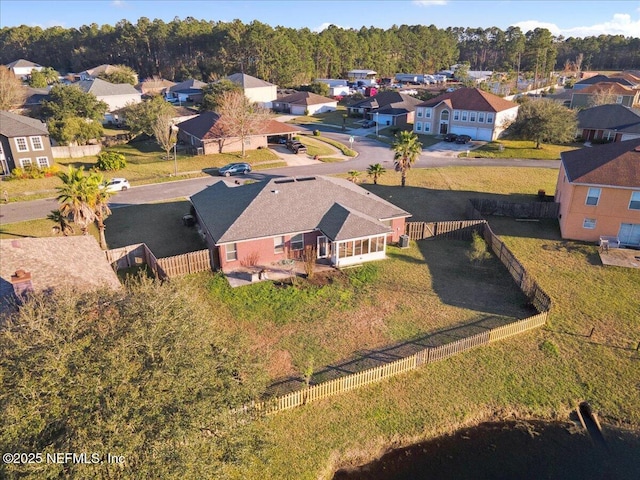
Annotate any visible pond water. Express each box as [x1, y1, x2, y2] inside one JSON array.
[[333, 420, 640, 480]]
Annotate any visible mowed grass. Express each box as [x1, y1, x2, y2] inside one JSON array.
[[468, 139, 581, 160]]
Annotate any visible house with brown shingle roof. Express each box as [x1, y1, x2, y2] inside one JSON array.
[[347, 91, 423, 126], [0, 236, 121, 308], [176, 111, 301, 155], [273, 91, 338, 115], [570, 82, 640, 109], [555, 138, 640, 245], [576, 104, 640, 142], [190, 175, 411, 271]]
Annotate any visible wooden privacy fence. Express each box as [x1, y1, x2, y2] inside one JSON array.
[[467, 198, 560, 219], [405, 220, 485, 240], [105, 244, 211, 279], [248, 312, 547, 415]]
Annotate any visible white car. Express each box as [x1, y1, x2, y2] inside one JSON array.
[[102, 178, 130, 192]]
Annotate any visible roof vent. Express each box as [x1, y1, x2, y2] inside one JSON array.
[[296, 176, 317, 182], [274, 178, 295, 184], [271, 189, 279, 194]]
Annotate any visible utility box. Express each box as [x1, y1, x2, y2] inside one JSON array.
[[399, 235, 410, 248]]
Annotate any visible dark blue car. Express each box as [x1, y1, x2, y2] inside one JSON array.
[[218, 162, 252, 177]]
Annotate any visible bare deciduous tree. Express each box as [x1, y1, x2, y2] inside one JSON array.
[[151, 113, 177, 161], [0, 66, 26, 110], [216, 90, 271, 157]]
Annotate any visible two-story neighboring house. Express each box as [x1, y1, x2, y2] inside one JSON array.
[[570, 82, 640, 109], [413, 88, 519, 141], [555, 138, 640, 246], [0, 111, 54, 175], [224, 73, 278, 108]]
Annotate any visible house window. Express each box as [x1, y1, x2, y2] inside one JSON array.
[[415, 122, 422, 131], [453, 110, 460, 121], [470, 112, 476, 122], [369, 236, 385, 252], [417, 109, 423, 118], [616, 95, 623, 104], [290, 233, 303, 251], [425, 108, 432, 119], [19, 158, 32, 168], [30, 136, 44, 150], [629, 191, 640, 210], [583, 218, 596, 229], [585, 187, 601, 206], [36, 157, 49, 168], [15, 137, 28, 152], [440, 110, 449, 121], [226, 243, 238, 262], [478, 112, 485, 123], [486, 113, 494, 124], [424, 123, 430, 132], [461, 111, 468, 121], [274, 236, 285, 253]]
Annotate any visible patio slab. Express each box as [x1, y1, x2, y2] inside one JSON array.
[[599, 247, 640, 269], [224, 259, 335, 287]]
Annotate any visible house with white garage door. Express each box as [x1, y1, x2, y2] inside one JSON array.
[[413, 87, 519, 141]]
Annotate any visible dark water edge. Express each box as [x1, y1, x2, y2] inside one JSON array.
[[333, 420, 640, 480]]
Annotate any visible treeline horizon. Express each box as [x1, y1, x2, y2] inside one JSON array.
[[1, 17, 639, 87]]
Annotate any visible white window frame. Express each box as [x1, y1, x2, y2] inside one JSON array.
[[461, 111, 468, 121], [416, 108, 423, 118], [629, 191, 640, 210], [478, 112, 485, 123], [583, 218, 596, 229], [19, 158, 33, 168], [424, 122, 430, 132], [15, 137, 28, 152], [36, 156, 49, 168], [486, 113, 494, 124], [453, 110, 460, 121], [274, 236, 285, 254], [585, 187, 601, 206], [415, 122, 422, 131], [616, 95, 623, 104], [469, 111, 476, 122], [290, 233, 304, 251], [29, 136, 44, 151], [226, 243, 238, 262], [425, 108, 432, 119]]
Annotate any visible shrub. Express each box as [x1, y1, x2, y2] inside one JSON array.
[[96, 151, 127, 171], [10, 164, 60, 180], [467, 231, 491, 263], [313, 129, 320, 136]]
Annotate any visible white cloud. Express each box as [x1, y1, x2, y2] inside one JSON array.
[[312, 22, 350, 32], [514, 13, 640, 38], [413, 0, 448, 5], [111, 0, 126, 7]]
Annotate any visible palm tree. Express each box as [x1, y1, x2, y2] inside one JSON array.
[[367, 163, 386, 185], [91, 174, 112, 250], [391, 131, 423, 187], [47, 209, 75, 236], [56, 166, 97, 236], [347, 170, 361, 183]]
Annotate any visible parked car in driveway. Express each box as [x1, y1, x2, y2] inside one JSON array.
[[443, 133, 458, 142], [218, 162, 251, 176], [455, 134, 472, 144], [101, 178, 130, 192], [286, 140, 307, 154], [362, 119, 376, 128]]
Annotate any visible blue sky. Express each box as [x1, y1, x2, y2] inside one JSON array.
[[2, 0, 640, 37]]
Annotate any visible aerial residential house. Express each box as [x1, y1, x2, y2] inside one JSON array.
[[576, 104, 640, 142], [572, 74, 638, 91], [167, 79, 207, 104], [75, 78, 142, 124], [224, 73, 278, 108], [413, 87, 519, 141], [79, 64, 140, 84], [347, 91, 423, 126], [555, 138, 640, 246], [5, 59, 44, 80], [136, 77, 176, 97], [570, 82, 640, 109], [0, 111, 54, 175], [176, 111, 301, 155], [0, 236, 121, 308], [190, 175, 411, 271], [272, 91, 338, 115]]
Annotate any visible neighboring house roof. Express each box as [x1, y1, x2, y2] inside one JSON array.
[[577, 105, 640, 133], [76, 78, 140, 97], [349, 91, 422, 113], [22, 86, 50, 106], [136, 78, 176, 95], [348, 69, 377, 75], [6, 59, 43, 69], [177, 111, 300, 140], [610, 72, 640, 84], [0, 110, 49, 137], [277, 91, 336, 106], [190, 176, 411, 244], [81, 64, 118, 77], [561, 138, 640, 188], [169, 79, 207, 93], [575, 82, 637, 96], [575, 74, 635, 88], [225, 73, 276, 89], [0, 236, 121, 306], [418, 87, 518, 112]]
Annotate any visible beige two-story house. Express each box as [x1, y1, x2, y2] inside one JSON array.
[[0, 111, 54, 175], [413, 88, 519, 141]]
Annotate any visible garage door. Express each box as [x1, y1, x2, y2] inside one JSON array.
[[475, 128, 493, 141], [451, 126, 476, 138], [618, 223, 640, 247]]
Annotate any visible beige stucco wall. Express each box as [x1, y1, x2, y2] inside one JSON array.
[[245, 86, 278, 106], [555, 164, 640, 242]]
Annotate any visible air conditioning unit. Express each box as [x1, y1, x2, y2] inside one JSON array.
[[196, 147, 204, 155], [399, 235, 410, 248]]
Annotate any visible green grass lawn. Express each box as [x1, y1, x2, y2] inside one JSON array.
[[290, 105, 363, 129], [467, 139, 581, 160]]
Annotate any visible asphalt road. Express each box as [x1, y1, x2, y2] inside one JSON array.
[[0, 128, 560, 224]]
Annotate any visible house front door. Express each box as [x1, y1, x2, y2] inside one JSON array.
[[440, 122, 448, 134], [317, 236, 330, 258]]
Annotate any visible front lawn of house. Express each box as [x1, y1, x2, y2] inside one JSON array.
[[466, 139, 581, 160]]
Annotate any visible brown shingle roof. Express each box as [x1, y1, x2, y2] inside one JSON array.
[[277, 91, 336, 106], [418, 87, 518, 112], [177, 112, 300, 140], [561, 138, 640, 188], [575, 82, 636, 95]]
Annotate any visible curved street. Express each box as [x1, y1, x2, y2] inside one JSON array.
[[0, 126, 560, 224]]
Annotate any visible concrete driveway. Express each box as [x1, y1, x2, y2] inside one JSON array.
[[425, 140, 486, 157]]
